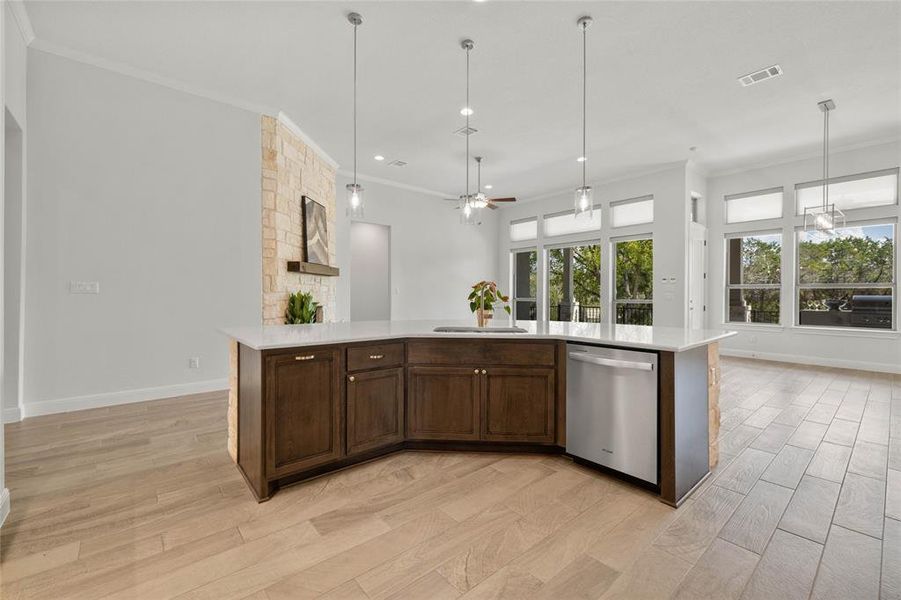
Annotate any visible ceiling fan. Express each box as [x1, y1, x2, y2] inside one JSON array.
[[446, 157, 517, 210]]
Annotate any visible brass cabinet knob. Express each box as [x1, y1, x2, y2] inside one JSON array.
[[474, 369, 479, 374], [349, 376, 355, 382], [481, 369, 487, 375]]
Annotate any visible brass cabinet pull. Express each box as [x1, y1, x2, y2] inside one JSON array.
[[295, 355, 315, 361], [369, 354, 384, 360], [349, 376, 355, 382], [481, 369, 487, 375]]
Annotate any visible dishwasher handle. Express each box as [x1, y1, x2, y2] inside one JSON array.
[[568, 352, 655, 371]]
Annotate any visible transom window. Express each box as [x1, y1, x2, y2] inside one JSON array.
[[543, 209, 602, 237], [797, 223, 895, 330], [724, 187, 783, 224], [509, 218, 538, 242], [611, 195, 654, 228], [796, 169, 898, 215]]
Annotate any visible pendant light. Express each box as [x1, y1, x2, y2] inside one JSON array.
[[803, 99, 845, 234], [346, 12, 364, 218], [459, 39, 478, 225], [473, 156, 488, 209], [574, 16, 593, 218]]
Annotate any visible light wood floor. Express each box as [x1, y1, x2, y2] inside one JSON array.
[[1, 358, 898, 599]]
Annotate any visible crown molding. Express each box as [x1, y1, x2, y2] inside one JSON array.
[[276, 112, 339, 170], [336, 169, 452, 199], [707, 135, 901, 179], [7, 1, 35, 46], [29, 38, 279, 116]]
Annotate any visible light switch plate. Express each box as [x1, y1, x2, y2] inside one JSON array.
[[69, 281, 100, 294]]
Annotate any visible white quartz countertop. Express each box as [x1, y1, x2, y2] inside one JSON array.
[[221, 320, 737, 353]]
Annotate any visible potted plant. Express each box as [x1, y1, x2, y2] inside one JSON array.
[[469, 280, 511, 327], [285, 290, 320, 324]]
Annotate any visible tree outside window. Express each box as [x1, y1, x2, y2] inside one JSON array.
[[726, 233, 781, 324], [615, 239, 653, 325]]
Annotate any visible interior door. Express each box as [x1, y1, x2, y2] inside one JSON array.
[[688, 223, 707, 330], [351, 222, 391, 320]]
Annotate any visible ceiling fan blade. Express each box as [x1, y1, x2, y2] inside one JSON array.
[[488, 197, 516, 202], [486, 203, 498, 210]]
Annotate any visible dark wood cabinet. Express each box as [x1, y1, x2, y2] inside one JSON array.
[[407, 366, 481, 440], [481, 367, 556, 443], [265, 349, 343, 477], [346, 367, 404, 455]]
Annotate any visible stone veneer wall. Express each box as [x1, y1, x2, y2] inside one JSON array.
[[227, 114, 338, 461]]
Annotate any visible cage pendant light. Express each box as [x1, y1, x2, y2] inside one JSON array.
[[574, 16, 593, 218], [459, 39, 478, 225], [346, 12, 365, 218], [803, 99, 845, 234]]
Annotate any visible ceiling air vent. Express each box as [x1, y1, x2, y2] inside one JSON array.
[[454, 126, 478, 136], [738, 64, 783, 87], [387, 160, 407, 167]]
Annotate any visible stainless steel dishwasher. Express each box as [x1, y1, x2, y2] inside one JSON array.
[[566, 344, 658, 485]]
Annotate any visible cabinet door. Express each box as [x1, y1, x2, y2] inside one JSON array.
[[481, 367, 555, 443], [266, 349, 343, 477], [407, 366, 480, 441], [347, 367, 404, 455]]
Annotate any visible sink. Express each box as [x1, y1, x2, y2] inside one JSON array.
[[433, 326, 528, 333]]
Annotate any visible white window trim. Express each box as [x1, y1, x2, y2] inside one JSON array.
[[723, 229, 783, 327], [792, 219, 897, 332]]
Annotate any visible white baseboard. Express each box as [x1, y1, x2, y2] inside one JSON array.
[[21, 378, 228, 419], [0, 488, 10, 529], [719, 348, 901, 375], [3, 406, 22, 423]]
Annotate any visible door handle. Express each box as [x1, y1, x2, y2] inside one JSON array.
[[568, 352, 655, 371]]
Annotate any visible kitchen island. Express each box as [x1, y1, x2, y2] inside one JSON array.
[[222, 320, 735, 507]]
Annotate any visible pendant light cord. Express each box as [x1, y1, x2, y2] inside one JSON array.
[[822, 107, 829, 209], [465, 45, 471, 198], [353, 21, 358, 187], [581, 23, 587, 190]]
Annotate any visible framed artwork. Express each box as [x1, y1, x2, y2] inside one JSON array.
[[302, 195, 329, 265]]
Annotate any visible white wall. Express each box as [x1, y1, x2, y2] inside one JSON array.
[[1, 0, 9, 526], [707, 140, 901, 373], [350, 221, 391, 321], [23, 50, 262, 415], [496, 163, 691, 328], [336, 175, 499, 321]]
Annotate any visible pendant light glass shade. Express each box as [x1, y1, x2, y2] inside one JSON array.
[[803, 99, 845, 234], [346, 183, 364, 218], [574, 186, 593, 215], [459, 196, 477, 225], [346, 12, 364, 218], [574, 16, 594, 218]]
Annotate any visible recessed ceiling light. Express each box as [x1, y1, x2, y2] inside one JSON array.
[[374, 155, 385, 161], [484, 184, 493, 189], [576, 156, 587, 162], [460, 107, 474, 116], [688, 146, 697, 152]]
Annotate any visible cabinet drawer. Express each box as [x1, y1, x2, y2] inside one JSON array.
[[407, 340, 556, 367], [347, 342, 405, 372]]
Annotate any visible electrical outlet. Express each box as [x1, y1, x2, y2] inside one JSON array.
[[188, 357, 200, 369], [69, 281, 100, 294]]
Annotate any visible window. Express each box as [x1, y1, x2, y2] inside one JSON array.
[[724, 187, 783, 224], [611, 196, 654, 228], [726, 233, 782, 324], [546, 244, 601, 322], [614, 239, 653, 325], [797, 223, 895, 330], [796, 169, 898, 215], [511, 249, 537, 320], [543, 209, 601, 237], [510, 218, 538, 242]]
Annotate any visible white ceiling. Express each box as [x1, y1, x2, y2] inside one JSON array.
[[24, 1, 901, 200]]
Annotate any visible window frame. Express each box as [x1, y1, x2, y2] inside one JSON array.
[[544, 240, 602, 323], [611, 234, 654, 326], [510, 247, 539, 321], [723, 186, 784, 225], [723, 229, 783, 327], [610, 194, 654, 229], [793, 219, 897, 332]]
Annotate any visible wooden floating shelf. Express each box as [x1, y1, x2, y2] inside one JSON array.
[[287, 261, 340, 277]]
